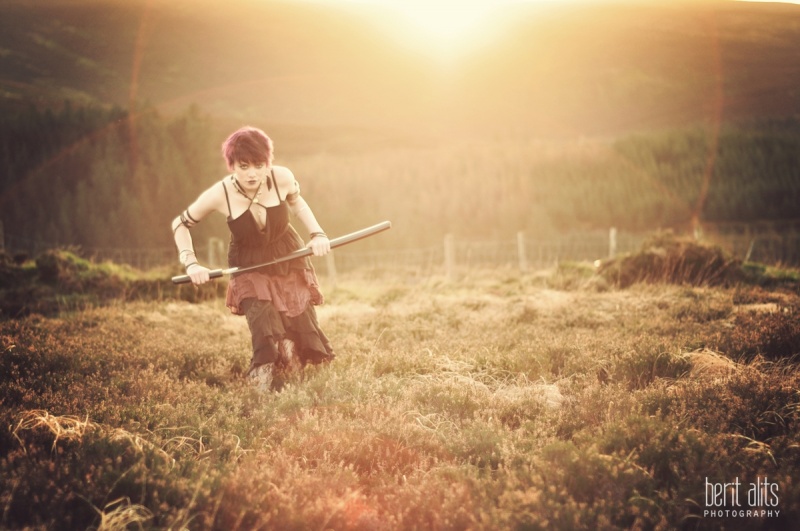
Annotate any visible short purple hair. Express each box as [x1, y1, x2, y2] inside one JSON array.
[[221, 126, 274, 170]]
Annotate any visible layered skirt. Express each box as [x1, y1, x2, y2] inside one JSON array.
[[225, 227, 334, 372]]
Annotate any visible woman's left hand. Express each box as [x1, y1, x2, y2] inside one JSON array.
[[308, 234, 331, 256]]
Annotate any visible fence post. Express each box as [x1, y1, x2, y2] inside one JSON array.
[[208, 237, 225, 268], [745, 238, 756, 262], [517, 231, 528, 273], [444, 233, 455, 280], [609, 227, 617, 259], [326, 251, 337, 289]]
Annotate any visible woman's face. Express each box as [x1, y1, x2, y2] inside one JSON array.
[[233, 160, 270, 193]]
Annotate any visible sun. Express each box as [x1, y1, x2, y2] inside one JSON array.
[[335, 0, 526, 60], [385, 0, 501, 48], [328, 0, 623, 61]]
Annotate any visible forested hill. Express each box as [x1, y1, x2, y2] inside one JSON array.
[[1, 0, 800, 256], [0, 0, 799, 137]]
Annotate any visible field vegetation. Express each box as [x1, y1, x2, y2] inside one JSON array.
[[1, 238, 799, 529]]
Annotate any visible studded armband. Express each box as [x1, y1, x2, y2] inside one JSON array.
[[285, 180, 301, 205]]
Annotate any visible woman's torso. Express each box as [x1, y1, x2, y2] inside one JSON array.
[[224, 171, 298, 268]]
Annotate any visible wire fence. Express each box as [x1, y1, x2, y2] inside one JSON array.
[[2, 226, 799, 277], [305, 229, 800, 281], [313, 230, 647, 279], [706, 229, 800, 267]]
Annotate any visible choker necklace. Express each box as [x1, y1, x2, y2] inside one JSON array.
[[231, 175, 263, 204]]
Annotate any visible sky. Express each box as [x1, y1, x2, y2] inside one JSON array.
[[322, 0, 800, 60]]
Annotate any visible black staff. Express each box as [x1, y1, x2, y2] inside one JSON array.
[[172, 221, 392, 284]]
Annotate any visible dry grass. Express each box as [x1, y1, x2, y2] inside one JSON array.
[[684, 348, 742, 381], [1, 267, 799, 529]]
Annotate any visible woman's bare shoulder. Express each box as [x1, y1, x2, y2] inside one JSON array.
[[190, 176, 231, 213], [216, 175, 233, 189], [272, 165, 297, 186], [200, 177, 230, 198]]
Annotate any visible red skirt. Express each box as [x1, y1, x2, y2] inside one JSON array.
[[226, 267, 334, 368], [226, 268, 324, 317]]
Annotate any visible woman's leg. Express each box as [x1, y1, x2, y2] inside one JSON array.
[[241, 298, 282, 390]]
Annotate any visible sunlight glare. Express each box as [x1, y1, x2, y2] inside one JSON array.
[[390, 0, 497, 47], [343, 0, 522, 60]]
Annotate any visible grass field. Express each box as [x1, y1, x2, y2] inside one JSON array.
[[1, 255, 799, 529]]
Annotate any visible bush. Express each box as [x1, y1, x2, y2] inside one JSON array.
[[0, 249, 225, 319], [1, 410, 216, 530], [598, 231, 744, 288], [707, 311, 800, 362], [615, 347, 693, 390]]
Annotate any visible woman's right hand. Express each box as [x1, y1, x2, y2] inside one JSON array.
[[186, 263, 211, 285]]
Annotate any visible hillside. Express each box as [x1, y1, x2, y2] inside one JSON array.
[[0, 0, 799, 138]]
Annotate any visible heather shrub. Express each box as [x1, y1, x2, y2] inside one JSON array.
[[668, 288, 734, 323], [2, 410, 219, 530], [598, 231, 744, 288], [614, 346, 693, 390], [678, 369, 800, 442], [707, 311, 800, 361], [0, 249, 226, 318], [496, 440, 662, 530]]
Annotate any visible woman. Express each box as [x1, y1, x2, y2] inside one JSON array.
[[172, 126, 334, 391]]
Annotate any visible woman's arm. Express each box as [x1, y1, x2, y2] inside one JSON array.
[[171, 183, 225, 284], [277, 167, 330, 257]]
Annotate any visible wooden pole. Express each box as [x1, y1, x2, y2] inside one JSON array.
[[517, 231, 528, 273], [444, 233, 455, 280], [745, 238, 755, 262], [207, 237, 225, 268], [609, 227, 618, 259], [326, 251, 337, 289]]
